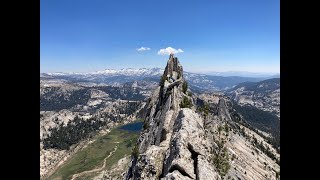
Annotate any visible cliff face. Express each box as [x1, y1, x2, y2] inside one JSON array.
[[126, 54, 220, 179], [126, 55, 280, 180]]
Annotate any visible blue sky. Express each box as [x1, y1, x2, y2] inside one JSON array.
[[40, 0, 279, 74]]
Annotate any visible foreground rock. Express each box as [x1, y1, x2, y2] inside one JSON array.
[[126, 54, 280, 180], [126, 54, 220, 179]]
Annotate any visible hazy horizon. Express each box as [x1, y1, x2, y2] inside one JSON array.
[[40, 66, 279, 78]]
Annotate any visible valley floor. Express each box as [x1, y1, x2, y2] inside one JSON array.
[[43, 122, 141, 180]]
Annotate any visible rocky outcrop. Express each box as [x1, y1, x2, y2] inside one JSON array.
[[217, 98, 232, 122], [126, 54, 220, 179], [126, 55, 280, 180], [163, 53, 184, 80], [194, 93, 280, 180], [161, 109, 220, 180]]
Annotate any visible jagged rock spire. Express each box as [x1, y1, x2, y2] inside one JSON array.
[[163, 54, 184, 81], [126, 54, 220, 180]]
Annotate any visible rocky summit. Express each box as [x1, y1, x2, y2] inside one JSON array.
[[126, 54, 218, 179], [125, 54, 280, 180]]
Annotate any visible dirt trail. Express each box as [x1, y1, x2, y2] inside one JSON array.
[[70, 142, 119, 180]]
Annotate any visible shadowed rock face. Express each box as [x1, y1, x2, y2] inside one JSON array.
[[126, 55, 220, 180], [217, 98, 232, 122]]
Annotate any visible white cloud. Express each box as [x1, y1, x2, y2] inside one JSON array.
[[157, 47, 184, 55], [137, 47, 151, 51]]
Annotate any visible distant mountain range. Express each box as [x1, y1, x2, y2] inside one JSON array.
[[42, 68, 164, 77], [226, 78, 280, 117], [41, 68, 278, 91], [203, 71, 279, 78]]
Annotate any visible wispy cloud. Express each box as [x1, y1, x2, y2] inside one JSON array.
[[157, 47, 184, 55], [136, 47, 151, 51]]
